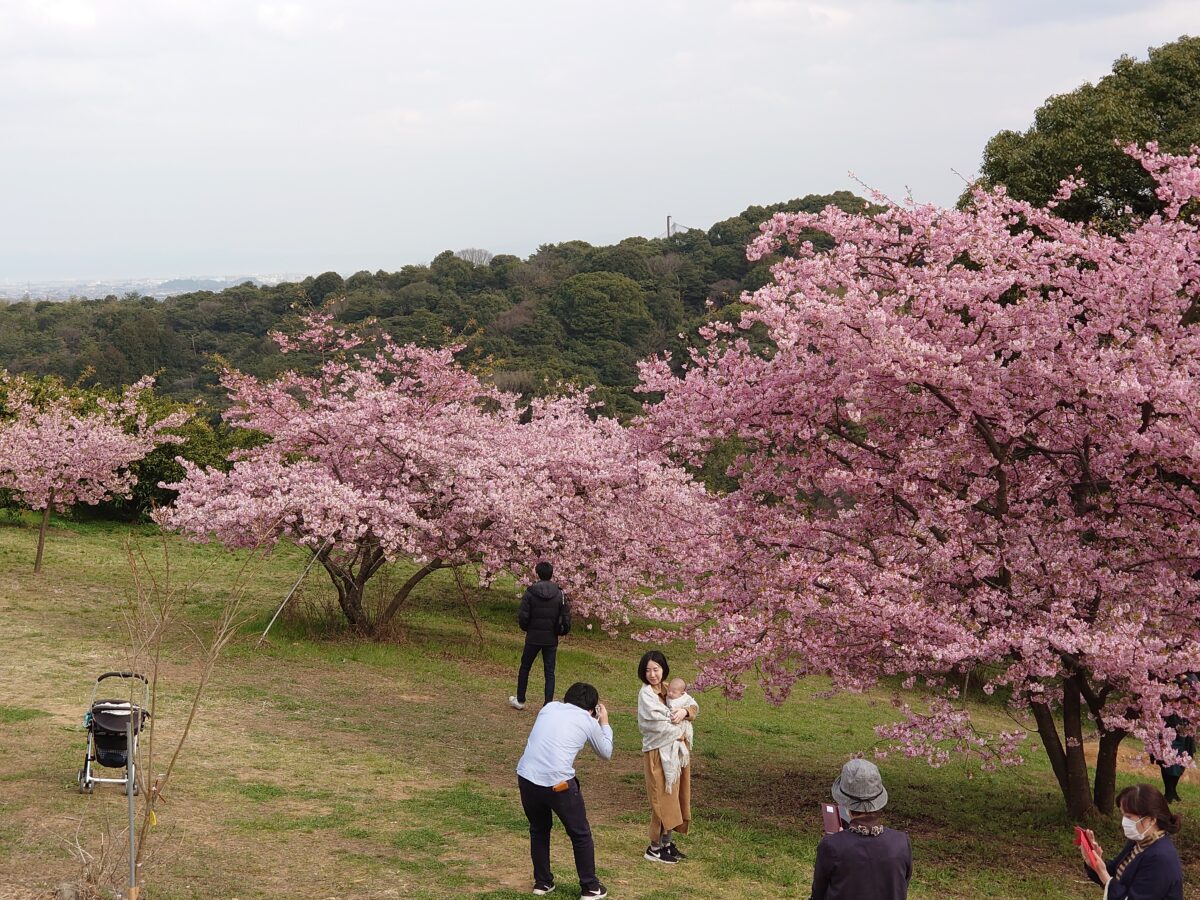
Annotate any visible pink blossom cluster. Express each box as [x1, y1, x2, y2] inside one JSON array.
[[638, 146, 1200, 767], [158, 318, 712, 629], [875, 697, 1027, 772], [0, 375, 187, 511]]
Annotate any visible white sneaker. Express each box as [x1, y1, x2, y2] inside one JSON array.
[[508, 696, 526, 710]]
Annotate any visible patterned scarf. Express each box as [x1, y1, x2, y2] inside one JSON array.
[[847, 814, 885, 837], [1113, 830, 1165, 880]]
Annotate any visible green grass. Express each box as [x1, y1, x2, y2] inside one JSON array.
[[226, 781, 288, 802], [0, 705, 49, 725], [0, 515, 1194, 898], [401, 783, 530, 836]]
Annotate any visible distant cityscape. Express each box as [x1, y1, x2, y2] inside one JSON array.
[[0, 273, 309, 303]]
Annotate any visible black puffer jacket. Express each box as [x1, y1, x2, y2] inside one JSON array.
[[518, 580, 567, 647]]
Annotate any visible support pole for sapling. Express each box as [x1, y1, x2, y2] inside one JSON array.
[[126, 718, 139, 900], [256, 539, 332, 648]]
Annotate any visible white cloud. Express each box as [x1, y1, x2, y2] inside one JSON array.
[[362, 105, 428, 137], [450, 98, 500, 122], [257, 2, 313, 35], [731, 0, 855, 28], [255, 1, 343, 36], [5, 56, 115, 97], [25, 0, 98, 30]]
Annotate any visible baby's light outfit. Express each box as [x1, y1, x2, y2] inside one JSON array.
[[660, 691, 696, 793]]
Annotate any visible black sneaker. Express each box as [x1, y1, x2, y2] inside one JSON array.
[[666, 841, 687, 860], [532, 880, 555, 895], [581, 885, 608, 899], [643, 844, 677, 864]]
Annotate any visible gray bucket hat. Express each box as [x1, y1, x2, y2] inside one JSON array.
[[831, 759, 888, 813]]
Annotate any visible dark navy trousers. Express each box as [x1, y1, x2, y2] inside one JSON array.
[[517, 775, 599, 891], [516, 642, 557, 705]]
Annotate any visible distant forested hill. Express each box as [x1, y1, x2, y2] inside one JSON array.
[[0, 192, 866, 417]]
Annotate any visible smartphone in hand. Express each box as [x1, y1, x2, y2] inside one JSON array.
[[1074, 825, 1101, 870], [821, 803, 842, 834]]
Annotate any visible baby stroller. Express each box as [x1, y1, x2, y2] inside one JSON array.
[[77, 672, 150, 795]]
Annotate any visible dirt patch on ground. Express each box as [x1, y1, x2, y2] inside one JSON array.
[[1083, 740, 1199, 785], [0, 885, 54, 900]]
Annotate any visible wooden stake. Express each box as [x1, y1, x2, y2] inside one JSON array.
[[34, 496, 52, 573]]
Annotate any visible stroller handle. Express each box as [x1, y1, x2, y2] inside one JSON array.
[[97, 672, 148, 683]]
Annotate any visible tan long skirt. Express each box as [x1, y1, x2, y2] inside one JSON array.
[[643, 749, 691, 841]]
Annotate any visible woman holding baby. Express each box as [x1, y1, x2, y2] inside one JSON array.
[[637, 649, 698, 864]]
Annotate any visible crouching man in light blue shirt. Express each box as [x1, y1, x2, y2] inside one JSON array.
[[516, 682, 613, 899]]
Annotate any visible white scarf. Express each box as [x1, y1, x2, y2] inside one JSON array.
[[638, 684, 696, 793]]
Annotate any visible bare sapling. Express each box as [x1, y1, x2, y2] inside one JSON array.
[[71, 527, 270, 898]]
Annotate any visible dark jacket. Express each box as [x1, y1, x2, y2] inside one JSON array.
[[811, 821, 912, 900], [1157, 715, 1195, 778], [1085, 835, 1184, 900], [518, 580, 567, 648]]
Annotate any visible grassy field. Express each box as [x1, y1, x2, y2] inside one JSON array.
[[0, 516, 1195, 899]]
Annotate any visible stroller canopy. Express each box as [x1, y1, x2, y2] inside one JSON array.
[[91, 701, 148, 735]]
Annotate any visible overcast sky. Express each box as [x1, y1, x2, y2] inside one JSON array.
[[1, 0, 1196, 281]]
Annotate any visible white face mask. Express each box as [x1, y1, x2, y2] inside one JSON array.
[[1121, 816, 1146, 841]]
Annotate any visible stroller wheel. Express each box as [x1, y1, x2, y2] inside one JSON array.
[[77, 769, 93, 794]]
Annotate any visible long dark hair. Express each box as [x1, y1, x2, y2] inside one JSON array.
[[637, 650, 669, 686], [1117, 783, 1182, 835]]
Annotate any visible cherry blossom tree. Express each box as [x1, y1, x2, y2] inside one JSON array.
[[638, 144, 1200, 819], [159, 315, 710, 635], [0, 375, 188, 572]]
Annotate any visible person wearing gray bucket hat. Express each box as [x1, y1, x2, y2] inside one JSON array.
[[811, 759, 912, 900], [832, 758, 889, 813]]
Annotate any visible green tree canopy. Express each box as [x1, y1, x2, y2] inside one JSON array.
[[0, 191, 867, 422], [308, 271, 346, 304], [973, 35, 1200, 223], [549, 272, 653, 347]]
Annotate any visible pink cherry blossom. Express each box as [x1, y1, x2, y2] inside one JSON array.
[[639, 145, 1200, 818], [0, 375, 187, 572], [159, 317, 712, 635]]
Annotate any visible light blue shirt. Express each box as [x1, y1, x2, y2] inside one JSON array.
[[516, 701, 614, 787]]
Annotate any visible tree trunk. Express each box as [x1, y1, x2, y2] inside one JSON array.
[[1030, 700, 1069, 799], [1062, 675, 1099, 820], [336, 580, 372, 634], [307, 537, 472, 636], [33, 495, 53, 574], [1031, 682, 1101, 821], [318, 559, 372, 633], [375, 557, 445, 631], [1094, 727, 1126, 814]]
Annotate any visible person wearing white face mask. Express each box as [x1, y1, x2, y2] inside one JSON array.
[[1079, 783, 1184, 899]]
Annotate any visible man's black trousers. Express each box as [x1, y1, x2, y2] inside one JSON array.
[[516, 642, 556, 705], [517, 775, 599, 891]]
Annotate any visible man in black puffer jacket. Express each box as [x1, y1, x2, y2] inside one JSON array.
[[509, 561, 570, 710]]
